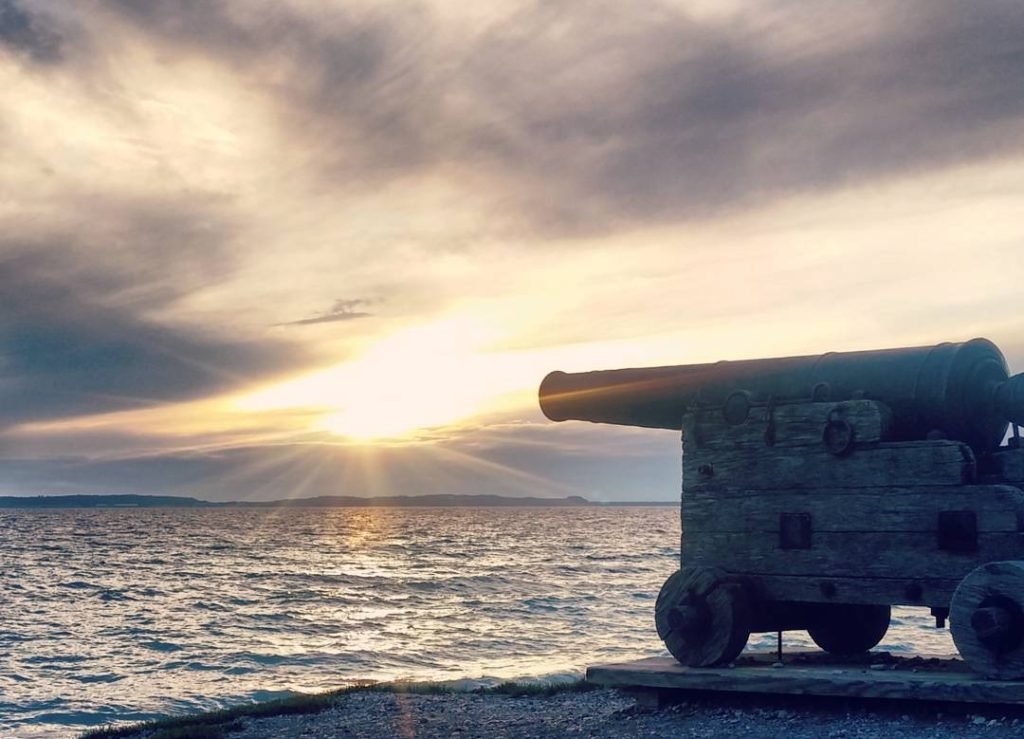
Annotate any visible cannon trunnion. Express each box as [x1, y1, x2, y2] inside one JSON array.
[[539, 339, 1024, 678]]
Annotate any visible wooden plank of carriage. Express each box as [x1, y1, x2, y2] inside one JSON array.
[[682, 485, 1024, 534], [681, 530, 1024, 580], [682, 440, 977, 496], [586, 654, 1024, 708], [988, 448, 1024, 484], [744, 573, 962, 607], [682, 400, 894, 450]]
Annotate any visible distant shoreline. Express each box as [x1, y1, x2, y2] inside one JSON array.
[[0, 493, 676, 509]]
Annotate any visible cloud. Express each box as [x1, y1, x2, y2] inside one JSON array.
[[93, 0, 436, 182], [0, 0, 62, 64], [79, 0, 1024, 236], [279, 299, 374, 327], [3, 0, 1022, 500], [0, 202, 311, 427], [454, 0, 1024, 231]]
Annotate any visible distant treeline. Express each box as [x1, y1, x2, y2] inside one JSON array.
[[0, 493, 670, 508]]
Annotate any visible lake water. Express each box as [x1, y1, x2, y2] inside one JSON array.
[[0, 506, 954, 737]]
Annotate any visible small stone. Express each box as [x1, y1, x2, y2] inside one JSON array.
[[772, 662, 784, 669], [971, 715, 987, 725]]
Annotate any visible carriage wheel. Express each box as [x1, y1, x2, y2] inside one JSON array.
[[807, 604, 891, 655], [655, 566, 751, 666], [950, 561, 1024, 679]]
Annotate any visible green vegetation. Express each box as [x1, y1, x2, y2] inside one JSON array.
[[484, 679, 597, 698], [77, 678, 594, 739]]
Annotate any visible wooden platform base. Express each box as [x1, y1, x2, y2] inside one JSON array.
[[587, 652, 1024, 707]]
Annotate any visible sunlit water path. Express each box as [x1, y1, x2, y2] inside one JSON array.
[[0, 507, 954, 737]]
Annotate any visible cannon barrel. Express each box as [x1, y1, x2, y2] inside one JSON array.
[[539, 338, 1024, 453]]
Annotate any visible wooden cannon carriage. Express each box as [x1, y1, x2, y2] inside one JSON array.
[[539, 338, 1024, 678]]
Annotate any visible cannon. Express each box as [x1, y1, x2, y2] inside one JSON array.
[[539, 338, 1024, 678]]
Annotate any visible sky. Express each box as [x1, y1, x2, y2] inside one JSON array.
[[0, 0, 1022, 502]]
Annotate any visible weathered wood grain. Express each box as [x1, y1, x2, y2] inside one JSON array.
[[950, 560, 1024, 679], [681, 400, 893, 450], [682, 531, 1024, 580], [682, 485, 1024, 534], [682, 440, 976, 495], [586, 655, 1024, 704], [655, 567, 751, 667], [746, 574, 960, 608], [989, 448, 1024, 484]]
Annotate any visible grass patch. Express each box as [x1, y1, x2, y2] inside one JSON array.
[[482, 679, 596, 698], [149, 724, 243, 739], [77, 679, 593, 739]]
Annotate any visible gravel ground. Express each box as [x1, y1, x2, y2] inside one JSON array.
[[216, 688, 1024, 739]]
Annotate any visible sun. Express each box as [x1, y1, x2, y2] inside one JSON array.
[[234, 317, 529, 441]]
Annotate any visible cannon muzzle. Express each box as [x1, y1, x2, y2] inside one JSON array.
[[539, 338, 1024, 453], [996, 372, 1024, 431]]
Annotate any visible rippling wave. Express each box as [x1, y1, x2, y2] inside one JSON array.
[[0, 507, 954, 737]]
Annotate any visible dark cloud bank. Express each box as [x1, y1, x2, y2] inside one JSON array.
[[6, 0, 1024, 232], [0, 203, 309, 428], [0, 0, 62, 64], [88, 0, 1024, 232]]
